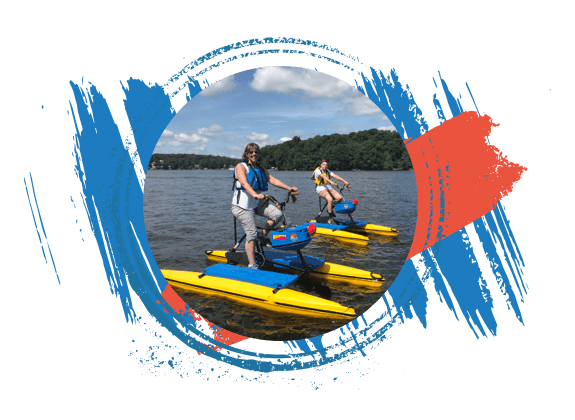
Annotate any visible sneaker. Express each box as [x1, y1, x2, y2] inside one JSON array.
[[248, 263, 261, 269], [327, 218, 336, 225]]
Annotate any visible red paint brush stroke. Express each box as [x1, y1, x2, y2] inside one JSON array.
[[406, 111, 527, 259], [160, 284, 249, 348]]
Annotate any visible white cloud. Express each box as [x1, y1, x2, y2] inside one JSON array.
[[251, 67, 351, 99], [160, 125, 227, 145], [199, 75, 236, 97], [170, 132, 207, 143], [250, 67, 389, 120], [378, 125, 397, 132], [246, 132, 270, 142], [160, 130, 174, 139], [244, 132, 293, 147], [341, 91, 385, 116], [197, 124, 223, 138]]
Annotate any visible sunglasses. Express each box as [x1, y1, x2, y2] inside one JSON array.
[[248, 150, 260, 155]]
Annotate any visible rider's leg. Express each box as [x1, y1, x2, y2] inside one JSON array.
[[245, 240, 256, 266], [320, 190, 334, 214], [332, 189, 343, 203], [258, 202, 283, 236], [232, 205, 258, 265]]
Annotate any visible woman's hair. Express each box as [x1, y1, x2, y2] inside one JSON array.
[[243, 143, 262, 162]]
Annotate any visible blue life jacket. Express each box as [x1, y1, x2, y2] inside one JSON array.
[[232, 162, 268, 192]]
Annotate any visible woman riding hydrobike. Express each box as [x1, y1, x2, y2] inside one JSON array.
[[232, 143, 298, 269], [311, 159, 349, 224]]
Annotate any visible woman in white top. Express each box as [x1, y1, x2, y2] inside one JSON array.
[[312, 159, 349, 223], [232, 143, 298, 269]]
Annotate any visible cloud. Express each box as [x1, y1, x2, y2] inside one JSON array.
[[250, 67, 388, 120], [197, 124, 223, 138], [251, 67, 351, 99], [160, 130, 174, 139], [160, 130, 208, 144], [378, 125, 397, 132], [199, 75, 236, 97], [341, 91, 385, 117], [246, 132, 270, 142], [174, 132, 209, 143], [245, 132, 293, 147]]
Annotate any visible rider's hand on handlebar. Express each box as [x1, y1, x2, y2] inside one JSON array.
[[254, 193, 265, 200]]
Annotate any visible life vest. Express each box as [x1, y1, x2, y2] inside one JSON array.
[[312, 167, 330, 185], [232, 162, 268, 208], [233, 162, 268, 192]]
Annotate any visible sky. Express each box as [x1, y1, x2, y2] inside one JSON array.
[[155, 66, 395, 158]]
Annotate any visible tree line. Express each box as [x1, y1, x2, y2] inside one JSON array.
[[148, 153, 240, 170], [260, 129, 411, 171], [149, 128, 412, 171]]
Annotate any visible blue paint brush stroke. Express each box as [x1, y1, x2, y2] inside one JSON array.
[[438, 71, 463, 118], [24, 174, 60, 284], [433, 93, 447, 124], [24, 177, 47, 263], [65, 38, 528, 372], [484, 203, 527, 302]]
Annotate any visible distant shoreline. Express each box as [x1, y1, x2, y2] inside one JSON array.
[[148, 167, 413, 171]]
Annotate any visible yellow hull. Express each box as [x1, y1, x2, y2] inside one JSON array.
[[162, 269, 356, 318], [309, 220, 398, 237], [313, 227, 369, 246], [356, 224, 399, 236], [206, 250, 384, 289]]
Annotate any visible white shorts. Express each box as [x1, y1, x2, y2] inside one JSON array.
[[316, 184, 334, 193]]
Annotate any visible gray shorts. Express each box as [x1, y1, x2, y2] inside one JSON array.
[[231, 203, 283, 242]]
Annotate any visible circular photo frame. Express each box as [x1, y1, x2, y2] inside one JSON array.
[[66, 37, 527, 372]]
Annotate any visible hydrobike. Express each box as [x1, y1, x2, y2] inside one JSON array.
[[307, 183, 399, 244], [162, 192, 382, 319], [206, 191, 386, 288]]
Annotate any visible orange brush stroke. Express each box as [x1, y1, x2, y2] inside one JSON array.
[[406, 111, 527, 259], [160, 284, 249, 349]]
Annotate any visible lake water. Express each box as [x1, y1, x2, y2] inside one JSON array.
[[143, 169, 417, 341]]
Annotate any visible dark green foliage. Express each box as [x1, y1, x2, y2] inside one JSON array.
[[148, 153, 241, 170], [148, 129, 413, 171], [260, 129, 412, 171]]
